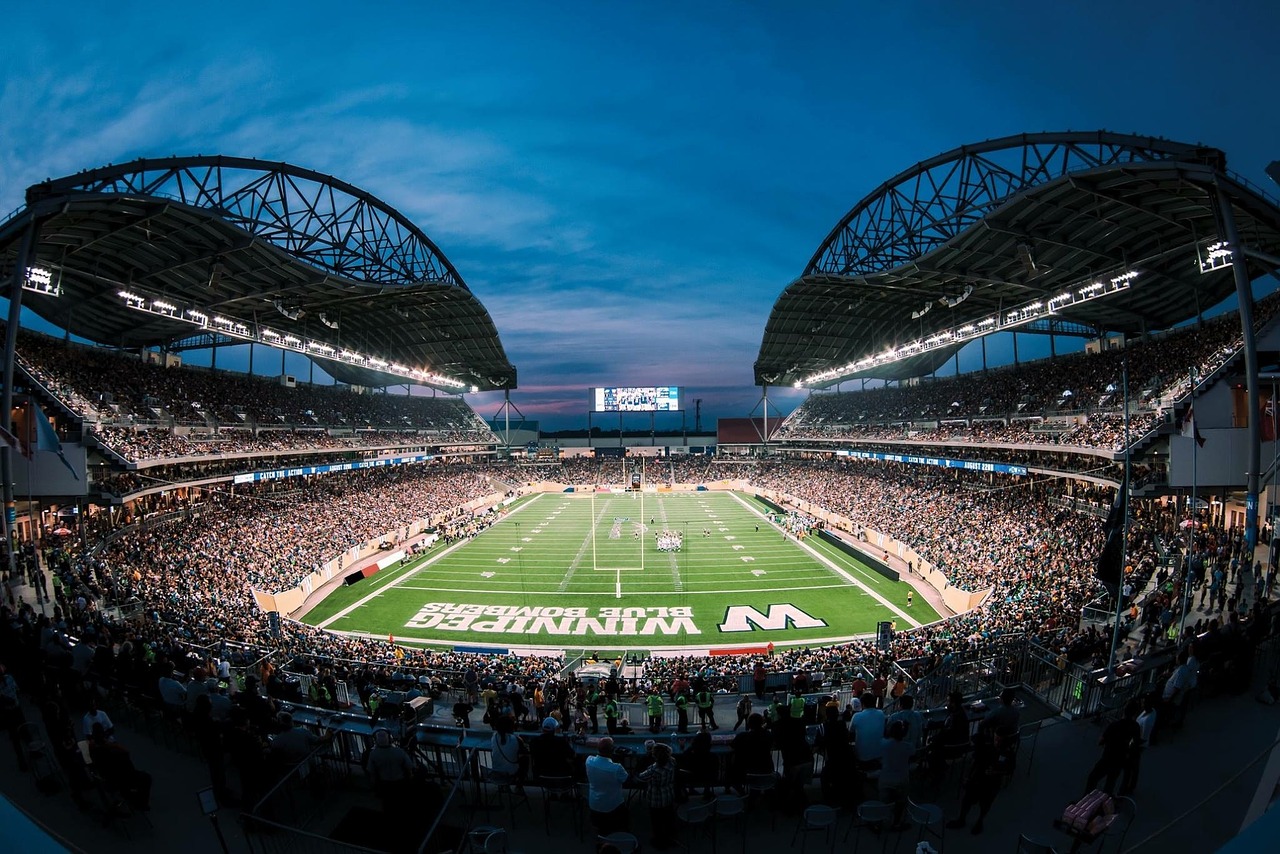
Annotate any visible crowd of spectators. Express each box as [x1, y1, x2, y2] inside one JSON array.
[[88, 427, 452, 465], [776, 288, 1280, 451], [13, 327, 497, 441], [37, 463, 575, 680], [645, 459, 1164, 688]]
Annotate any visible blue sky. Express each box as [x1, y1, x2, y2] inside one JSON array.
[[2, 1, 1278, 430]]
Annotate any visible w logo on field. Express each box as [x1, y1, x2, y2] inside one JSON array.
[[718, 604, 827, 633]]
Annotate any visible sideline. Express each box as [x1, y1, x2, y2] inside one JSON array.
[[728, 492, 922, 629], [314, 494, 546, 630]]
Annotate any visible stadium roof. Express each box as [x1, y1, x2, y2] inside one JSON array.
[[0, 156, 516, 391], [756, 131, 1280, 388]]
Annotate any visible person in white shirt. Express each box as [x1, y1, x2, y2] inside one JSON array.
[[81, 696, 114, 741], [586, 736, 630, 834]]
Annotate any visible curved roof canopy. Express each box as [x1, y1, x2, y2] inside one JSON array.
[[757, 131, 1280, 387], [0, 156, 516, 391]]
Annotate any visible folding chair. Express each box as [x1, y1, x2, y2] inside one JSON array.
[[790, 803, 838, 854]]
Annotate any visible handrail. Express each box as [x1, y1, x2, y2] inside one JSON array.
[[249, 742, 335, 817], [416, 746, 479, 854]]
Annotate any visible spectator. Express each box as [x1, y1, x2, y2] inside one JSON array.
[[636, 742, 678, 850], [586, 737, 630, 834], [946, 727, 1017, 835], [529, 717, 575, 781]]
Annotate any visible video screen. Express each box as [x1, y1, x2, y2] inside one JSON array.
[[593, 386, 681, 412]]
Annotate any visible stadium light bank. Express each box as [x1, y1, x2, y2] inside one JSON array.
[[114, 288, 470, 391], [797, 270, 1139, 388]]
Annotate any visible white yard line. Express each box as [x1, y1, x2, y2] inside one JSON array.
[[315, 494, 545, 629], [727, 492, 921, 628], [391, 582, 855, 596]]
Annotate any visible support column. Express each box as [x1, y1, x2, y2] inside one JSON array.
[[2, 222, 38, 584], [1217, 184, 1261, 553], [981, 336, 988, 372], [1012, 332, 1019, 366], [248, 342, 254, 376]]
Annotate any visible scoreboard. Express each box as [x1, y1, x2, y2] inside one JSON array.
[[592, 386, 681, 412]]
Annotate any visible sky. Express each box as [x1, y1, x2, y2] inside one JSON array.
[[2, 1, 1279, 431]]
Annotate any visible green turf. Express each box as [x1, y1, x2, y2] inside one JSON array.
[[300, 491, 941, 649]]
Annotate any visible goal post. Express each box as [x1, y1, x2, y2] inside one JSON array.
[[589, 490, 646, 574]]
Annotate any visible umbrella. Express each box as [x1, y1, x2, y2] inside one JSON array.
[[52, 527, 72, 536]]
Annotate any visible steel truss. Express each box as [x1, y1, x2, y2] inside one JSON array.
[[808, 132, 1219, 278], [27, 156, 465, 289]]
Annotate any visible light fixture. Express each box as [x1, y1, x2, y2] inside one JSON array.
[[273, 300, 303, 321], [1017, 243, 1038, 277], [938, 284, 974, 309], [799, 268, 1140, 387], [23, 266, 60, 297], [114, 287, 470, 389]]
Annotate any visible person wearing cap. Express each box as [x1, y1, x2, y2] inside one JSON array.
[[529, 716, 575, 780], [586, 736, 630, 834]]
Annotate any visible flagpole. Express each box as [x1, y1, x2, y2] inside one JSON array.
[[1107, 359, 1131, 679], [1180, 367, 1196, 633]]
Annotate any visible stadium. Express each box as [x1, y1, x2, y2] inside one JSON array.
[[3, 130, 1280, 854]]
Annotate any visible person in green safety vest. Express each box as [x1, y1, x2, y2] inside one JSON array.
[[790, 693, 806, 720], [368, 692, 383, 721], [696, 689, 718, 730], [604, 696, 620, 735], [586, 687, 602, 734], [674, 693, 689, 733], [309, 679, 331, 708], [764, 695, 780, 729], [646, 689, 664, 733]]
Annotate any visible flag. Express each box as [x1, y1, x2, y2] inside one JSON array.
[[1181, 405, 1205, 448], [1095, 477, 1127, 596], [24, 401, 79, 480]]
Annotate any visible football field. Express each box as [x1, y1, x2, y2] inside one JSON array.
[[301, 490, 940, 651]]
